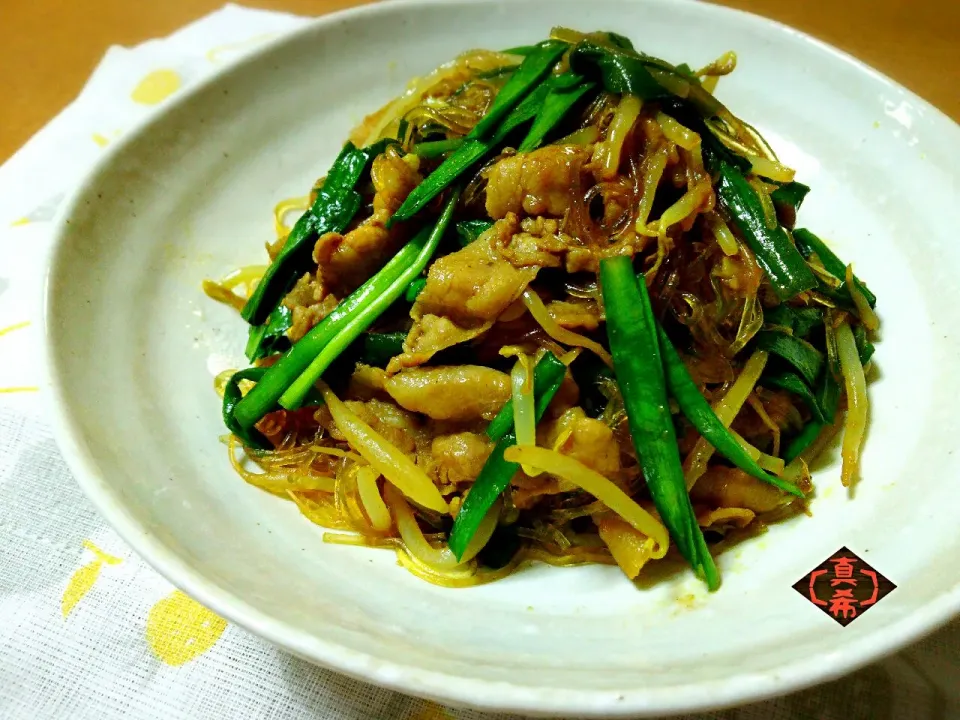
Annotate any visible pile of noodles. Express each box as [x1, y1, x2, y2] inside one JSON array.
[[203, 39, 856, 587]]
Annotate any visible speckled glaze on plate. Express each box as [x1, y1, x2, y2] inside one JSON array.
[[43, 0, 960, 716]]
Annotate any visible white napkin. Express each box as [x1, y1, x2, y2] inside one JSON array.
[[0, 4, 958, 718]]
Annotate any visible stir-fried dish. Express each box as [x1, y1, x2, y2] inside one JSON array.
[[205, 28, 879, 589]]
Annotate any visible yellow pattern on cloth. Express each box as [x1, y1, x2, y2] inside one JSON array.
[[91, 130, 122, 147], [206, 33, 280, 63], [61, 541, 123, 618], [0, 321, 36, 393], [146, 591, 228, 666], [0, 321, 29, 337], [406, 703, 454, 720], [131, 69, 182, 105]]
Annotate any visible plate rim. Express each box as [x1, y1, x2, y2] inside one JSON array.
[[41, 0, 960, 715]]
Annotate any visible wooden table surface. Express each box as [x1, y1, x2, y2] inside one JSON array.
[[2, 0, 957, 162]]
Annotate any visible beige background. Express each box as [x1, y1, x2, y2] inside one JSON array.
[[1, 0, 958, 162]]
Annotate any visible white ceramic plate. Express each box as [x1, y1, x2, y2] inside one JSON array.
[[44, 0, 960, 716]]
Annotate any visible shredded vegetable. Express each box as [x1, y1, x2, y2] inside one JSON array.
[[522, 289, 613, 366], [510, 354, 540, 477], [510, 355, 537, 448], [685, 350, 768, 489], [356, 466, 392, 532], [597, 94, 643, 178], [746, 154, 796, 183], [704, 211, 739, 256], [836, 321, 868, 487], [505, 445, 669, 556], [320, 383, 449, 513], [656, 112, 700, 150], [847, 265, 880, 331], [386, 485, 496, 569]]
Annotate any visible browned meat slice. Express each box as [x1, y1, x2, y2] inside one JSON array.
[[431, 432, 494, 484], [542, 407, 621, 477], [384, 366, 510, 421], [512, 408, 622, 509], [313, 149, 422, 294], [485, 145, 590, 219], [695, 506, 756, 531], [387, 216, 537, 373], [545, 371, 581, 418], [493, 216, 567, 269], [346, 364, 388, 400], [256, 407, 322, 448], [595, 514, 655, 579], [511, 474, 562, 510], [755, 389, 795, 429], [315, 398, 423, 455], [414, 216, 534, 324], [282, 273, 339, 342], [690, 466, 788, 514], [730, 389, 795, 445], [389, 314, 491, 373], [546, 299, 601, 331], [564, 247, 601, 274], [491, 215, 622, 276]]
